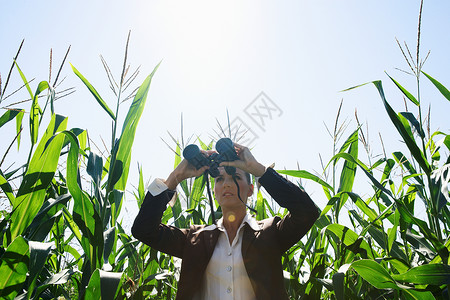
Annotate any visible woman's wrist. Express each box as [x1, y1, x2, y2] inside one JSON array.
[[165, 170, 183, 190], [251, 162, 266, 177]]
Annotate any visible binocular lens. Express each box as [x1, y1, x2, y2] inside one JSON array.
[[183, 144, 200, 160], [215, 138, 234, 154]]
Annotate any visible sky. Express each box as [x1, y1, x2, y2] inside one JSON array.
[[1, 0, 449, 229]]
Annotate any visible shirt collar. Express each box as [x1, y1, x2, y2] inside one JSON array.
[[198, 213, 261, 233]]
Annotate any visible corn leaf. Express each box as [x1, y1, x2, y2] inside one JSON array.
[[16, 109, 24, 149], [330, 152, 394, 201], [0, 109, 21, 128], [26, 194, 71, 241], [332, 264, 351, 300], [108, 61, 160, 192], [62, 206, 82, 245], [99, 270, 124, 300], [85, 269, 101, 299], [277, 170, 334, 194], [402, 289, 435, 300], [190, 175, 206, 210], [0, 171, 15, 205], [27, 241, 53, 296], [0, 236, 29, 300], [422, 71, 450, 102], [399, 112, 425, 138], [392, 263, 450, 285], [372, 81, 431, 175], [337, 129, 359, 212], [71, 63, 116, 120], [386, 73, 420, 106], [387, 208, 400, 254], [351, 259, 399, 290], [65, 130, 104, 270], [256, 188, 267, 220], [34, 269, 76, 299], [392, 152, 423, 185], [10, 114, 67, 241], [322, 224, 374, 259], [103, 227, 116, 263], [30, 81, 49, 145], [14, 61, 33, 99]]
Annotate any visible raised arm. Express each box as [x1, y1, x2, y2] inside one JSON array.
[[131, 159, 208, 257]]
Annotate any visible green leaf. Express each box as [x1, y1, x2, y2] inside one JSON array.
[[27, 241, 53, 296], [337, 129, 359, 212], [386, 73, 420, 106], [107, 61, 160, 192], [62, 206, 83, 245], [107, 63, 160, 191], [108, 189, 123, 226], [65, 130, 104, 270], [34, 269, 76, 299], [0, 109, 21, 128], [30, 81, 49, 145], [383, 257, 410, 274], [14, 61, 33, 99], [190, 175, 206, 210], [9, 114, 67, 241], [99, 270, 124, 300], [372, 81, 431, 175], [402, 289, 435, 300], [322, 224, 374, 259], [137, 164, 145, 207], [70, 63, 116, 120], [0, 171, 15, 205], [0, 236, 29, 300], [387, 208, 400, 254], [347, 192, 379, 223], [399, 112, 425, 139], [256, 189, 267, 221], [332, 264, 351, 300], [392, 152, 423, 185], [351, 259, 399, 290], [16, 109, 24, 149], [87, 151, 103, 188], [26, 194, 71, 241], [392, 263, 450, 285], [330, 152, 394, 201], [277, 170, 334, 194], [103, 227, 116, 263], [85, 269, 102, 299], [422, 71, 450, 102]]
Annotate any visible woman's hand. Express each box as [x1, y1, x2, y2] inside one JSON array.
[[220, 142, 266, 177], [164, 155, 209, 190]]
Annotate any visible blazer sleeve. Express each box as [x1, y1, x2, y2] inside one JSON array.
[[131, 189, 187, 258], [258, 167, 320, 252]]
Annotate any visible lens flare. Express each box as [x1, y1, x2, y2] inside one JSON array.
[[227, 213, 236, 223]]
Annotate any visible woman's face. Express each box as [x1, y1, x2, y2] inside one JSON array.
[[214, 167, 253, 211]]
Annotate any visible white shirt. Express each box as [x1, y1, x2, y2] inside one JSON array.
[[193, 214, 260, 300]]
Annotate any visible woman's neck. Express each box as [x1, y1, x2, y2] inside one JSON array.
[[222, 208, 246, 244]]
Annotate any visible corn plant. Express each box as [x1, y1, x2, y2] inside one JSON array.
[[0, 32, 161, 299], [277, 2, 450, 298]]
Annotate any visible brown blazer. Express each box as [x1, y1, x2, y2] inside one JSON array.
[[132, 168, 319, 300]]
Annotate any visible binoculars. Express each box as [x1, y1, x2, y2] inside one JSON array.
[[183, 138, 239, 177]]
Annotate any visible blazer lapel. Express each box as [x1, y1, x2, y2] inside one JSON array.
[[241, 223, 258, 257], [202, 228, 220, 261]]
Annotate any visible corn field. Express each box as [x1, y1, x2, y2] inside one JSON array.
[[0, 4, 449, 300]]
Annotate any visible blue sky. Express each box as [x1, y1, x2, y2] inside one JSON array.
[[1, 0, 449, 226]]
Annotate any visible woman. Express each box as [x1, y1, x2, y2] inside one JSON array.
[[131, 142, 319, 300]]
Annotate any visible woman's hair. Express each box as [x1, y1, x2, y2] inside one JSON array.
[[244, 171, 251, 184]]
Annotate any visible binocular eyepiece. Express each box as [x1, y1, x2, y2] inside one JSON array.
[[183, 138, 238, 177]]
